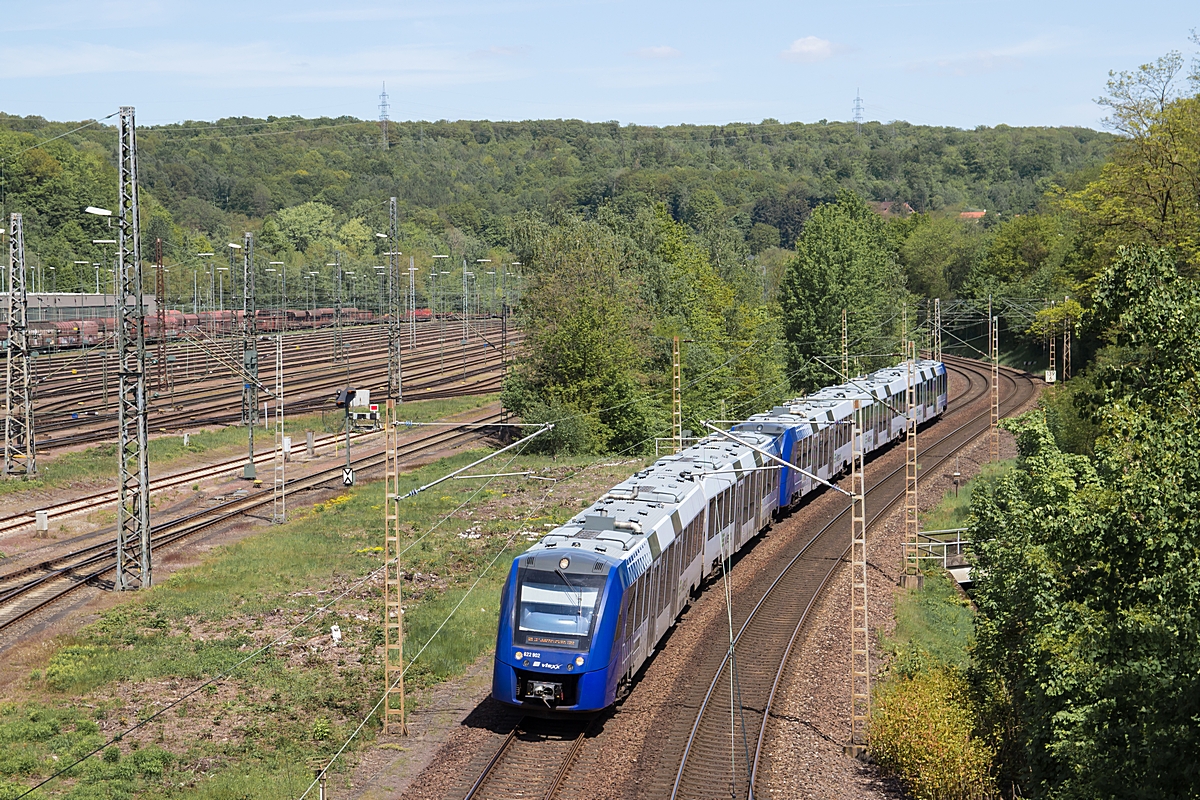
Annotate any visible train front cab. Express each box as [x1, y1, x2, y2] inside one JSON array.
[[493, 550, 622, 713]]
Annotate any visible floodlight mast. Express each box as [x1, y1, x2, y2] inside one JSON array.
[[241, 233, 258, 480], [386, 197, 403, 402]]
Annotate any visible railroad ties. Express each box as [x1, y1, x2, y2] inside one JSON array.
[[659, 356, 1034, 800], [0, 409, 504, 643], [461, 717, 593, 800]]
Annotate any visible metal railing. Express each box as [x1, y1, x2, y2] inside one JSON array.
[[915, 527, 970, 570]]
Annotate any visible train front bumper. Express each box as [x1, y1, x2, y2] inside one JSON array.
[[492, 658, 610, 713]]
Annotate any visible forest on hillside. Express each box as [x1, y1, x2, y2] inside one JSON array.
[[3, 35, 1200, 800], [0, 113, 1113, 293]]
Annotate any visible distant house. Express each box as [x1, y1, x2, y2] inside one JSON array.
[[870, 201, 915, 218], [959, 210, 986, 221]]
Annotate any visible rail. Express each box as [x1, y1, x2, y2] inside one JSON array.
[[662, 357, 1035, 799]]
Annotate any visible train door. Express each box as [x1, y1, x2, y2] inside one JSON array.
[[619, 590, 634, 678], [822, 428, 831, 479], [706, 497, 719, 572], [653, 557, 669, 644], [628, 573, 648, 666], [669, 538, 681, 618]]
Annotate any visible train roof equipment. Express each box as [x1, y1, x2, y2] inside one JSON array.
[[523, 429, 777, 587]]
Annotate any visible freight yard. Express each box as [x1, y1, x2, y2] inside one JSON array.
[[5, 15, 1196, 797], [0, 117, 1046, 800]]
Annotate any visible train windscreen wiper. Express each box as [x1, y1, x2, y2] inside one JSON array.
[[555, 568, 584, 616]]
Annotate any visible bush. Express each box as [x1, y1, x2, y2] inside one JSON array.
[[870, 664, 995, 800], [517, 401, 592, 456]]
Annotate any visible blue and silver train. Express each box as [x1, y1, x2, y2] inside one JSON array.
[[492, 359, 947, 713]]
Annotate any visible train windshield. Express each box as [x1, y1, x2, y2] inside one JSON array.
[[516, 567, 607, 644]]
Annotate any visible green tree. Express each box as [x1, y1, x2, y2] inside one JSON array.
[[779, 191, 906, 391], [1067, 50, 1200, 273], [275, 201, 336, 252], [502, 214, 654, 453], [970, 246, 1200, 798], [896, 215, 986, 298]]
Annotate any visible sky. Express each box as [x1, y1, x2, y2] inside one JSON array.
[[0, 0, 1196, 130]]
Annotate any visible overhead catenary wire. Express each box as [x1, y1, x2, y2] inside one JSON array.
[[295, 345, 812, 795], [9, 427, 536, 800], [13, 335, 870, 799]]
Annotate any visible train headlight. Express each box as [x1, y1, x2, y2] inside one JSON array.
[[575, 655, 585, 666], [559, 557, 570, 570]]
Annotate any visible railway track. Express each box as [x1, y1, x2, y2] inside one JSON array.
[[0, 409, 505, 641], [27, 318, 503, 414], [666, 357, 1034, 800], [0, 425, 383, 539], [462, 717, 592, 800], [444, 358, 1032, 800], [29, 323, 518, 449], [30, 322, 429, 416]]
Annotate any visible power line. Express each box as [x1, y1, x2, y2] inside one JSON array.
[[379, 82, 391, 150]]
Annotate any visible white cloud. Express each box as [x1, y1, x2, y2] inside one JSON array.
[[906, 35, 1064, 76], [781, 36, 835, 63], [632, 45, 681, 60]]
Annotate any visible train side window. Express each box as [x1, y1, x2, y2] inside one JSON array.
[[708, 499, 716, 539]]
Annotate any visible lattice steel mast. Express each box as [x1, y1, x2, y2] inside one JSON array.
[[990, 310, 1000, 461], [383, 399, 409, 735], [672, 335, 682, 453], [272, 334, 285, 523], [4, 213, 36, 478], [333, 251, 344, 380], [242, 232, 258, 480], [1063, 295, 1071, 381], [1047, 300, 1057, 384], [848, 405, 869, 749], [115, 106, 152, 591], [154, 238, 167, 396], [407, 256, 417, 350], [841, 308, 848, 379], [387, 197, 403, 402], [933, 298, 942, 361], [902, 341, 921, 587]]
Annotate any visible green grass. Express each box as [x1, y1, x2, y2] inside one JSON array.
[[884, 459, 1016, 673], [888, 571, 976, 672], [0, 393, 498, 499], [919, 458, 1015, 534], [0, 445, 643, 799], [870, 465, 1007, 797]]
